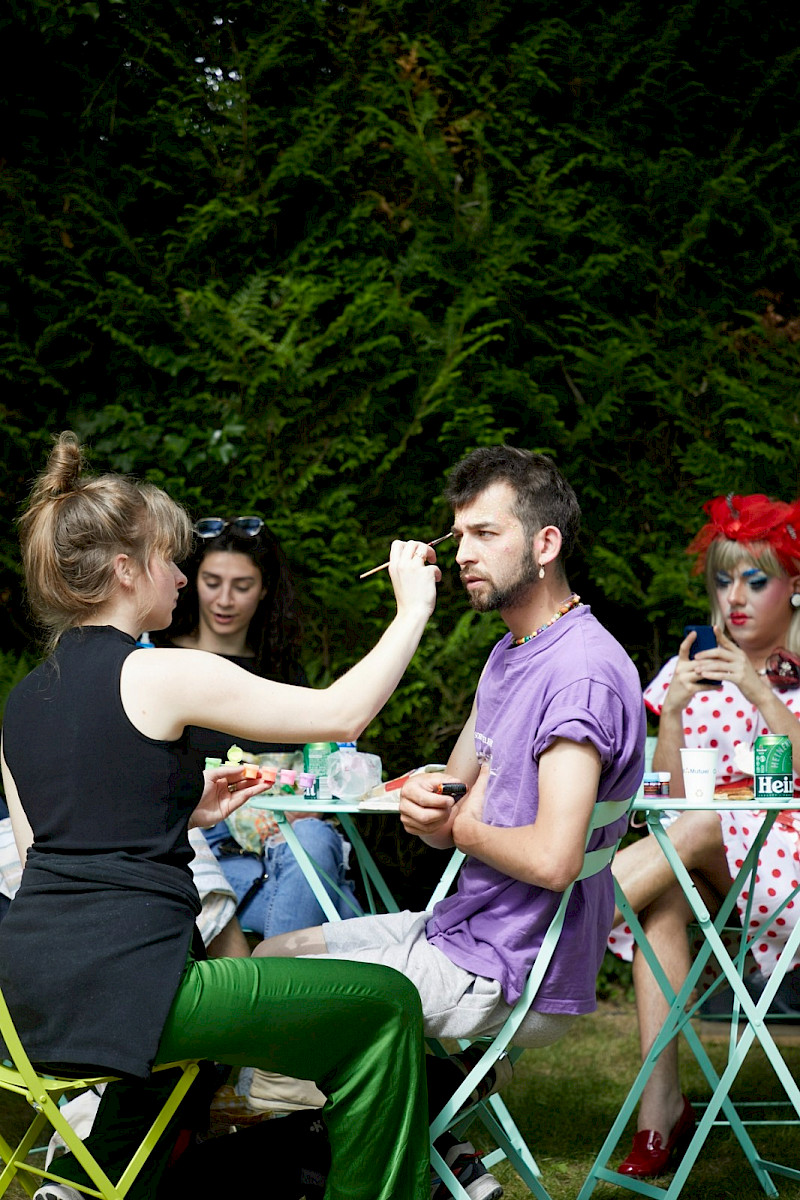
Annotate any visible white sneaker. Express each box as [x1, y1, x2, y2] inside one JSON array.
[[431, 1140, 504, 1200], [34, 1186, 82, 1200]]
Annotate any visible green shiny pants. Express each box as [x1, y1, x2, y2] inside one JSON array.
[[55, 954, 428, 1200], [156, 954, 429, 1200]]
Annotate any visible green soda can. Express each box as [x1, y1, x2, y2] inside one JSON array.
[[303, 742, 338, 799], [753, 734, 793, 800]]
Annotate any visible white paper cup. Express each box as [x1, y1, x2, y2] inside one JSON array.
[[679, 747, 718, 803]]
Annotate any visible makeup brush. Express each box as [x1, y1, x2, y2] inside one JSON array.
[[358, 532, 452, 579]]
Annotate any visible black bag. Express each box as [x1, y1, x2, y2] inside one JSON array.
[[159, 1109, 330, 1199]]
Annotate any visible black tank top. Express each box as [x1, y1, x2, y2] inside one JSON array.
[[4, 624, 201, 865], [0, 625, 204, 1077]]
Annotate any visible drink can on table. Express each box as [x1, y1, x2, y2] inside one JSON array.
[[753, 734, 793, 800], [303, 742, 338, 799]]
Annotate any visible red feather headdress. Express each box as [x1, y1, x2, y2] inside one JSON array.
[[688, 493, 800, 575]]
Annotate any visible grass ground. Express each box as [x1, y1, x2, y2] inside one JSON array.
[[484, 1002, 800, 1200], [2, 1000, 799, 1199]]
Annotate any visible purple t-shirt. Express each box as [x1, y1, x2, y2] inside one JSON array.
[[426, 605, 645, 1013]]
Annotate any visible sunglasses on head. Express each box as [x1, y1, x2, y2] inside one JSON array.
[[194, 516, 264, 539]]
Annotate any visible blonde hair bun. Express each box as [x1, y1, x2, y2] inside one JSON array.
[[34, 431, 85, 500], [19, 431, 192, 645]]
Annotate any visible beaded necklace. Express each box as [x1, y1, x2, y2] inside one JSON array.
[[510, 593, 583, 647]]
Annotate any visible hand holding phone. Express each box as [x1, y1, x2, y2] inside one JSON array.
[[684, 625, 719, 686]]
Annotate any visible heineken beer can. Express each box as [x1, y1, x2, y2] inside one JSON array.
[[753, 734, 793, 800]]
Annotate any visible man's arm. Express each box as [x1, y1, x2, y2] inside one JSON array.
[[399, 697, 481, 849], [450, 738, 601, 892]]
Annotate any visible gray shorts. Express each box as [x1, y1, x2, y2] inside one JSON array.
[[320, 910, 575, 1048]]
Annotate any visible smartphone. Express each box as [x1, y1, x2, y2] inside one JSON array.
[[684, 624, 719, 686]]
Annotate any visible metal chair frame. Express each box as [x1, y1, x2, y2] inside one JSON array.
[[0, 985, 201, 1200], [426, 796, 634, 1200]]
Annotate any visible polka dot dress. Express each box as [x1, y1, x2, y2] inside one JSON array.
[[608, 656, 800, 979]]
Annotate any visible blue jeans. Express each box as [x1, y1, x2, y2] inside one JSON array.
[[204, 818, 362, 937]]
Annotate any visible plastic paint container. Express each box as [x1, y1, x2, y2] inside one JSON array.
[[643, 772, 671, 798]]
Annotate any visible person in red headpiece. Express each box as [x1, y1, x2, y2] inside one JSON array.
[[609, 492, 800, 1179]]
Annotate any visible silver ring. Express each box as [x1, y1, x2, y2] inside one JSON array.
[[228, 782, 237, 793]]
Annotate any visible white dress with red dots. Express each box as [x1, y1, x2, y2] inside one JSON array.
[[608, 656, 800, 979]]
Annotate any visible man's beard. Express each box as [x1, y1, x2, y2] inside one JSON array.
[[463, 546, 540, 613]]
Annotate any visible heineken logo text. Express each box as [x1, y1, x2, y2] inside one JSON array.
[[754, 774, 793, 797]]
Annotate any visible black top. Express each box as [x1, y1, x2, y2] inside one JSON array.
[[5, 626, 202, 863], [0, 625, 203, 1078]]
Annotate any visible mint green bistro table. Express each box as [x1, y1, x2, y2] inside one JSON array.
[[579, 796, 800, 1200], [248, 794, 403, 921]]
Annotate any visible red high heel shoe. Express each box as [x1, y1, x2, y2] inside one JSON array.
[[617, 1096, 696, 1178]]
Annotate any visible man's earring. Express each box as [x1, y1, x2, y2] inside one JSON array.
[[538, 565, 545, 580], [791, 592, 800, 610]]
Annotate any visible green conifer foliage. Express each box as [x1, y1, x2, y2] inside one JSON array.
[[2, 1, 800, 790]]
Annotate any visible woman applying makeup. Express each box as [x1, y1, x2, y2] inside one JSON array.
[[610, 493, 800, 1178], [0, 432, 438, 1200]]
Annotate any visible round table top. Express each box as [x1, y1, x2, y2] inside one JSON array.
[[248, 792, 400, 815], [632, 796, 797, 813]]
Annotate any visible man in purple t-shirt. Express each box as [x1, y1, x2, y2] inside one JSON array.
[[256, 447, 644, 1044]]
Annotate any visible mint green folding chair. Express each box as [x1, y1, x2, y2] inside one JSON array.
[[0, 983, 201, 1199], [428, 795, 634, 1200]]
